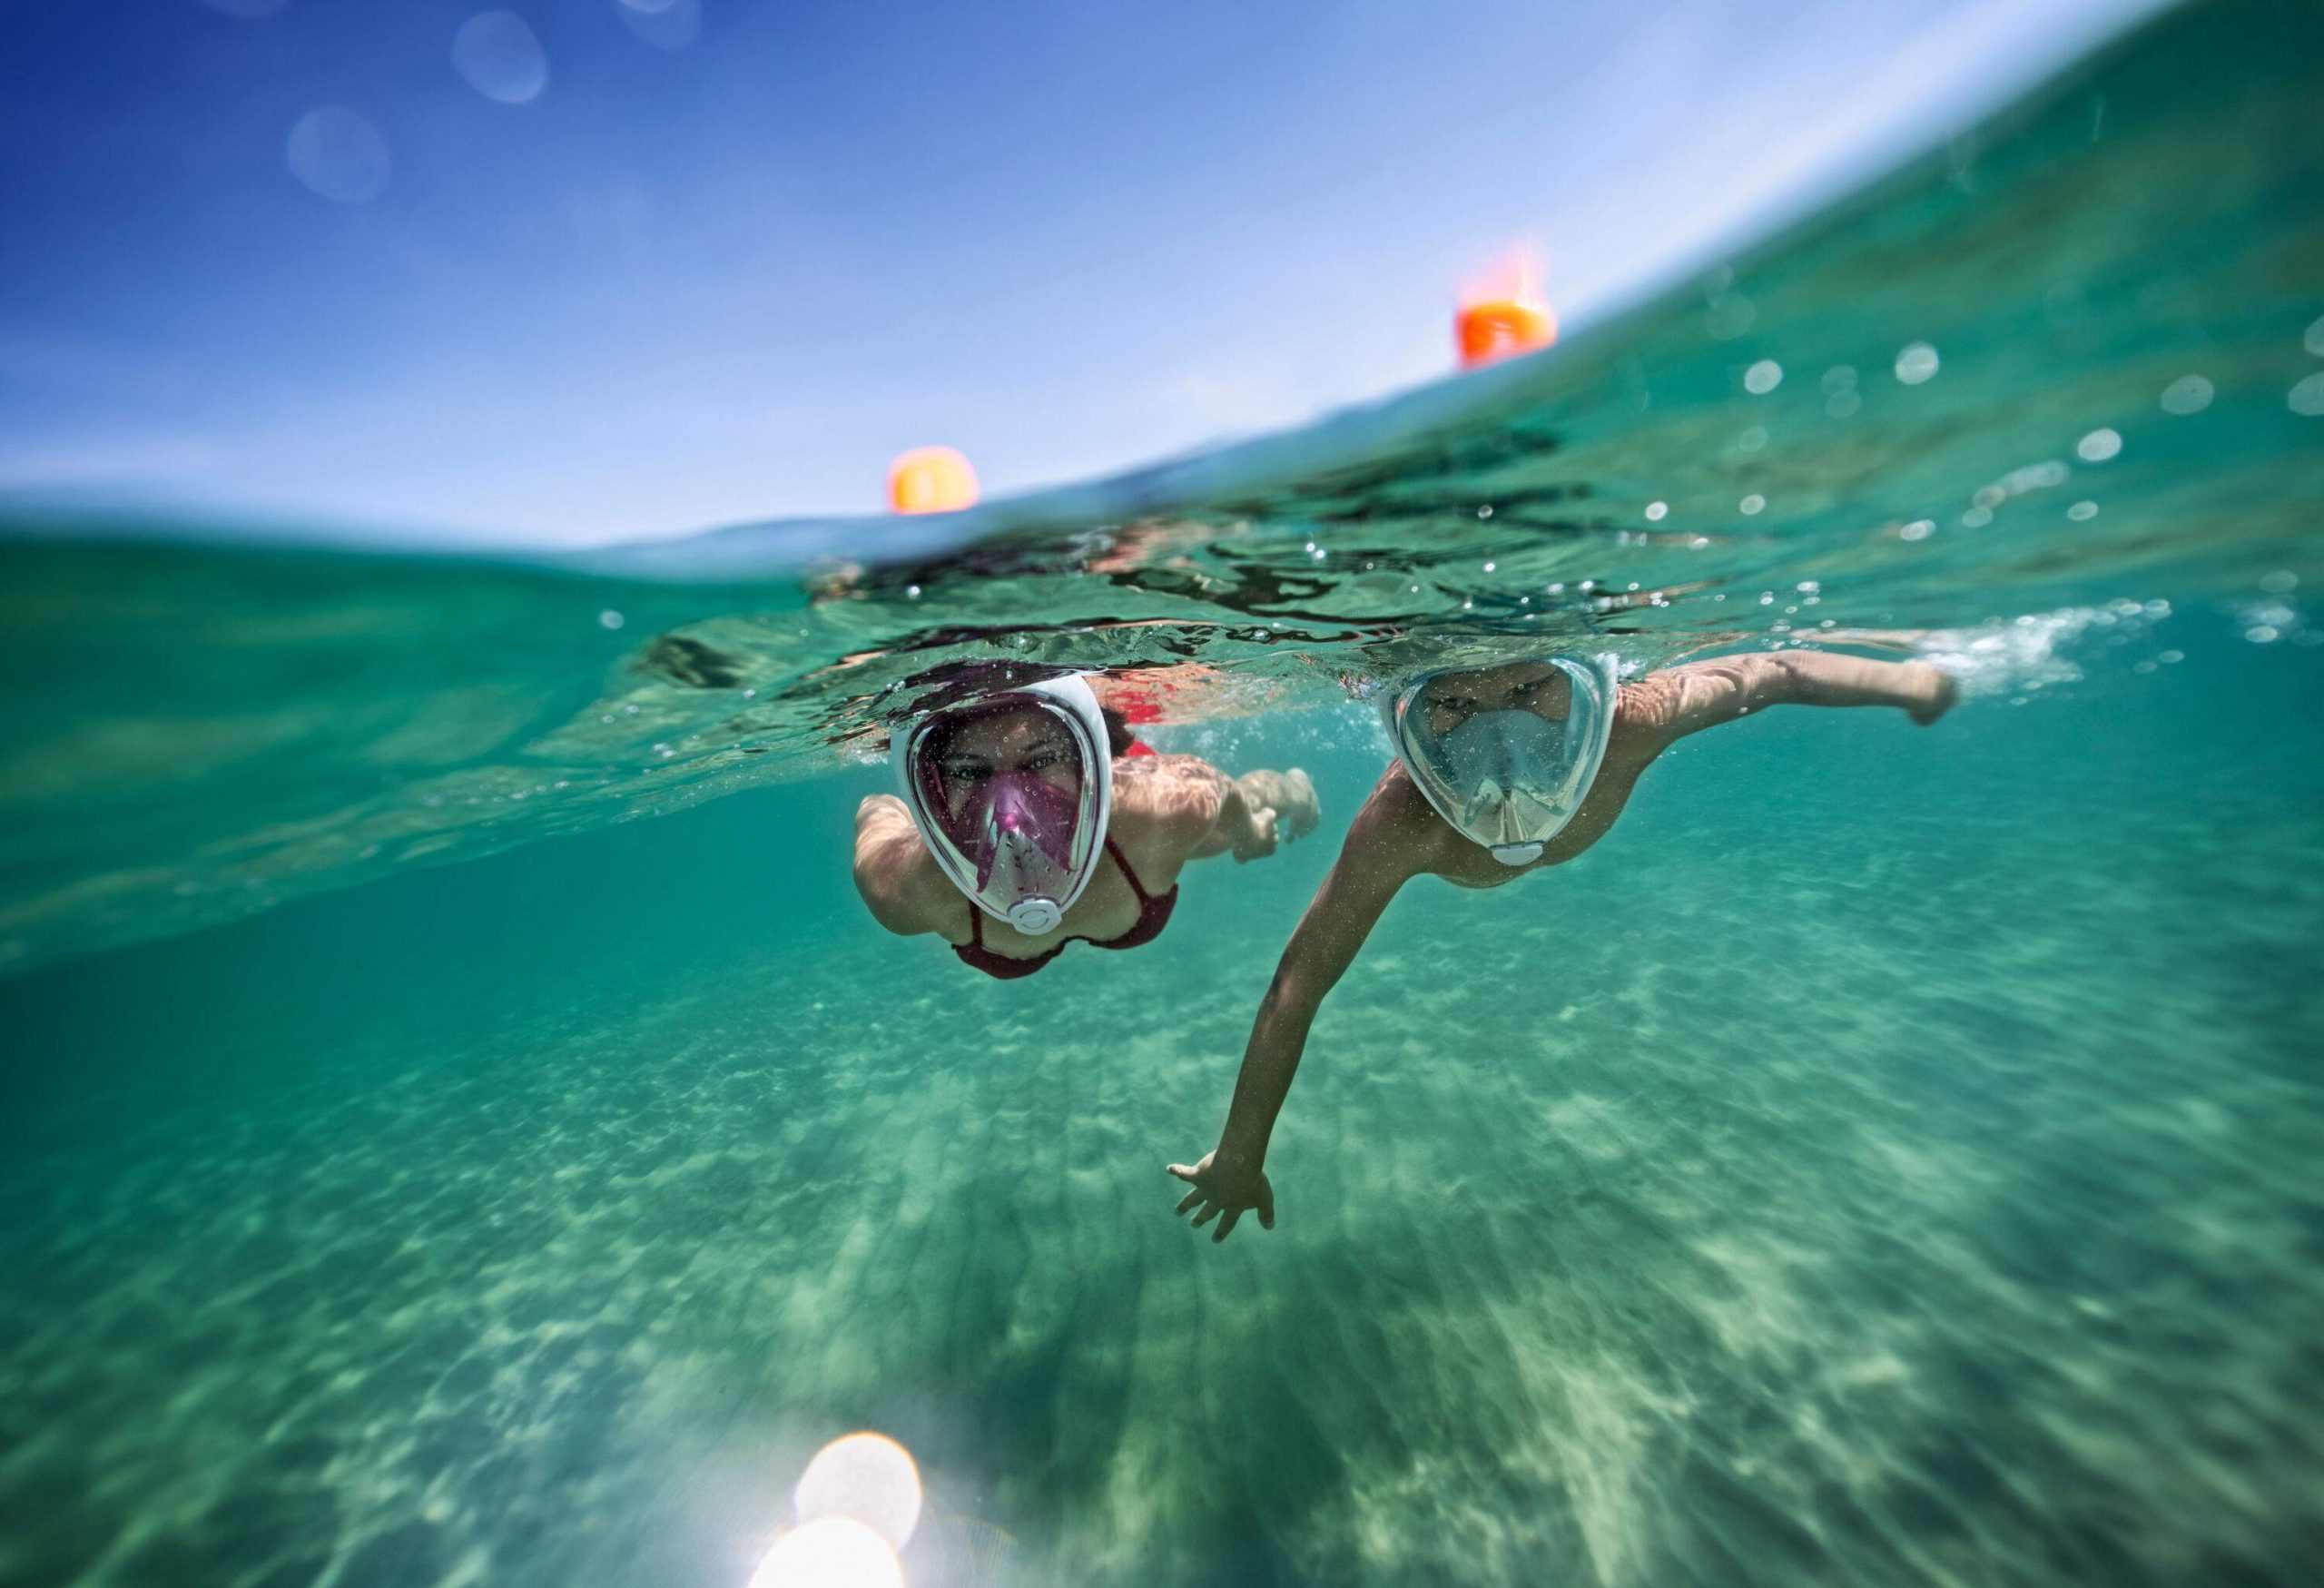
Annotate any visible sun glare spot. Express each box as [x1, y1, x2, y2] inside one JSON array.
[[618, 0, 702, 51], [453, 11, 549, 104], [749, 1518, 902, 1588], [285, 107, 390, 203], [794, 1433, 923, 1551]]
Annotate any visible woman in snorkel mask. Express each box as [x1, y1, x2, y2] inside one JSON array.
[[1168, 647, 1958, 1240], [853, 673, 1320, 979]]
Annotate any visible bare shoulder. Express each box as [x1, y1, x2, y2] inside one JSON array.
[[1113, 754, 1230, 832], [1350, 761, 1455, 873], [857, 791, 915, 836], [1116, 752, 1227, 791], [1610, 656, 1782, 755]]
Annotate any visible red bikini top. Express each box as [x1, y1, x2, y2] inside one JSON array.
[[952, 834, 1178, 980]]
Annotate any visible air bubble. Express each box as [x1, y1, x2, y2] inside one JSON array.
[[2159, 375, 2213, 415]]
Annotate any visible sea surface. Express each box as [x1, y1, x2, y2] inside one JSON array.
[[4, 1, 2322, 1584]]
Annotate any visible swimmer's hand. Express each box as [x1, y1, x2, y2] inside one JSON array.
[[1907, 665, 1959, 726], [1167, 1149, 1275, 1242], [1232, 806, 1280, 863]]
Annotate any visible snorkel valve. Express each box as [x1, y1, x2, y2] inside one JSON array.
[[1007, 897, 1063, 934], [1489, 842, 1543, 866]]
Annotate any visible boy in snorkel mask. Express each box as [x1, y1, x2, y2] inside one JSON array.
[[1167, 647, 1956, 1241]]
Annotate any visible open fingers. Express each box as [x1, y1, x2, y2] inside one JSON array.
[[1175, 1188, 1205, 1216], [1189, 1202, 1220, 1228], [1213, 1208, 1244, 1242], [1166, 1163, 1198, 1183]]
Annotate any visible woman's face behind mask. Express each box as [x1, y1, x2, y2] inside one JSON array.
[[899, 676, 1113, 934], [937, 711, 1081, 819]]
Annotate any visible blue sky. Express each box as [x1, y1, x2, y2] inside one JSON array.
[[0, 0, 2149, 546]]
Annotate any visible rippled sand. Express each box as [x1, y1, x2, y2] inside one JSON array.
[[4, 642, 2320, 1587]]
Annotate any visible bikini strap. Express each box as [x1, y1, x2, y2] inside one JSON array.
[[1102, 834, 1156, 904]]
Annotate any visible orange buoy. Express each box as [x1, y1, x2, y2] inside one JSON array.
[[1455, 242, 1557, 368], [887, 446, 980, 515], [1456, 298, 1557, 367]]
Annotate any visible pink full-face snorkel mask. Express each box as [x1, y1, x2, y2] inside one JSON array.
[[898, 675, 1114, 935]]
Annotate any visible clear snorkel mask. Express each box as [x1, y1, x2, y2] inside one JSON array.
[[1383, 655, 1619, 866], [898, 674, 1114, 935]]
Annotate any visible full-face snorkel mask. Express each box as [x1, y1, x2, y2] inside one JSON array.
[[1383, 655, 1619, 866], [898, 674, 1114, 935]]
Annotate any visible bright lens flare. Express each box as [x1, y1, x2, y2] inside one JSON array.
[[1455, 242, 1557, 368], [888, 447, 980, 515], [748, 1517, 902, 1588], [794, 1432, 923, 1551]]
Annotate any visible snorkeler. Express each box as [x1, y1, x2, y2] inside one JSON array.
[[854, 673, 1320, 978], [1168, 648, 1957, 1238]]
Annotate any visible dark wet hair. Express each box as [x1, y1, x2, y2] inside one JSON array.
[[1099, 705, 1136, 758]]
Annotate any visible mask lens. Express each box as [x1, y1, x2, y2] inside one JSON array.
[[1388, 658, 1616, 863], [902, 684, 1111, 926]]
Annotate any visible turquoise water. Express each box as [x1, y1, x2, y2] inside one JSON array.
[[5, 1, 2324, 1583]]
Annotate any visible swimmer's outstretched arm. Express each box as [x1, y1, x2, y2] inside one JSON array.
[[1625, 650, 1955, 738], [1168, 771, 1438, 1240], [1184, 767, 1321, 862], [851, 794, 947, 936]]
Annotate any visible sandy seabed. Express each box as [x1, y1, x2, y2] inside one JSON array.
[[4, 658, 2321, 1588]]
